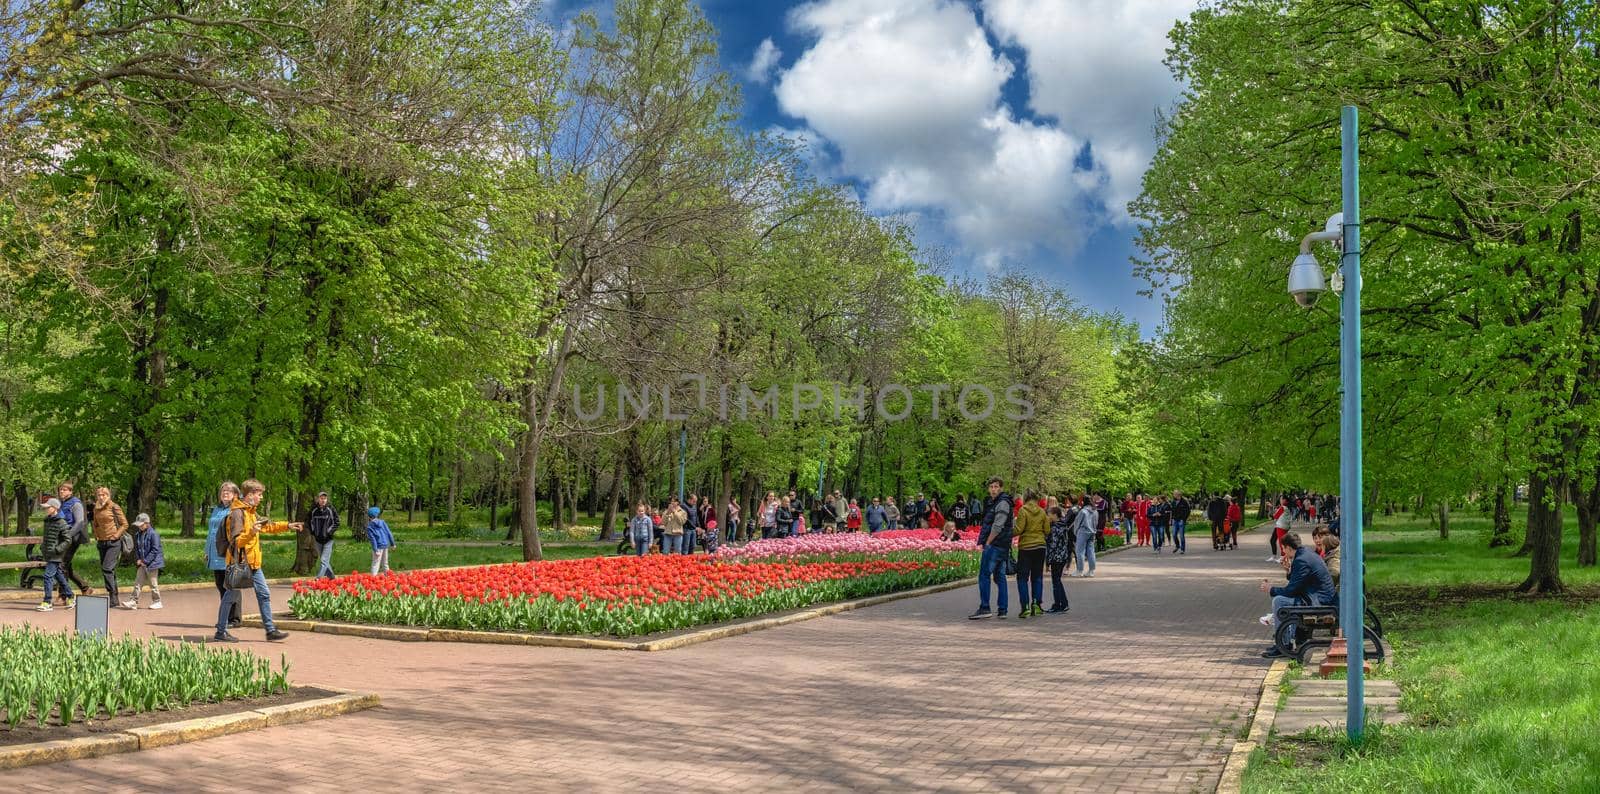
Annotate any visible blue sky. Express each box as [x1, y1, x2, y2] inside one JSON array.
[[547, 0, 1198, 335]]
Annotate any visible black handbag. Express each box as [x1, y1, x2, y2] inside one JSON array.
[[1003, 550, 1017, 576], [224, 547, 253, 590], [117, 532, 136, 566]]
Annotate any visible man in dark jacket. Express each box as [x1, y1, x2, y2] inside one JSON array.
[[1207, 495, 1229, 550], [682, 494, 700, 554], [37, 498, 75, 611], [1169, 491, 1192, 555], [307, 492, 340, 579], [969, 478, 1014, 620], [1259, 532, 1336, 658]]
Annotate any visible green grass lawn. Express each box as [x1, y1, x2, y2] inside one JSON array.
[[1244, 513, 1600, 793]]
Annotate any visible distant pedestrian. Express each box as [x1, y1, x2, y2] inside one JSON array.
[[884, 497, 900, 530], [846, 499, 862, 532], [1074, 497, 1098, 577], [1269, 496, 1291, 562], [627, 502, 653, 556], [1014, 490, 1048, 619], [759, 493, 778, 539], [1207, 495, 1228, 551], [726, 498, 741, 543], [865, 497, 887, 533], [1226, 497, 1242, 549], [1044, 501, 1071, 613], [1169, 491, 1190, 555], [1148, 495, 1169, 553], [682, 494, 701, 554], [949, 494, 970, 530], [662, 497, 688, 553], [307, 491, 339, 579], [125, 513, 165, 609], [1134, 493, 1151, 547], [367, 506, 395, 574]]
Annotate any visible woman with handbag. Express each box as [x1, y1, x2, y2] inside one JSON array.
[[207, 481, 243, 629], [90, 486, 129, 608], [214, 478, 301, 643]]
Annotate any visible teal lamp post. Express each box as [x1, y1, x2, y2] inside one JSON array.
[[1285, 105, 1364, 741]]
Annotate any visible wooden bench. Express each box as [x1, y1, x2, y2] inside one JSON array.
[[0, 535, 47, 588], [1272, 602, 1386, 664]]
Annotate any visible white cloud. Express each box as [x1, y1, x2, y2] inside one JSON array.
[[776, 0, 1098, 265], [982, 0, 1195, 221], [745, 38, 784, 84]]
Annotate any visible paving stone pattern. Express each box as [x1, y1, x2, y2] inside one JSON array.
[[0, 544, 1278, 793]]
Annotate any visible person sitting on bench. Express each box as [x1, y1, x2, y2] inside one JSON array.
[[1257, 532, 1335, 659]]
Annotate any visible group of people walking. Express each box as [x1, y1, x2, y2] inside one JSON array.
[[25, 477, 403, 645], [31, 482, 164, 613], [1118, 492, 1244, 554]]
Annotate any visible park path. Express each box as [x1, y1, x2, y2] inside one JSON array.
[[0, 540, 1276, 793]]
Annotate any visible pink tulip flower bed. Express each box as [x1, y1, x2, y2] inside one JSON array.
[[717, 530, 978, 559]]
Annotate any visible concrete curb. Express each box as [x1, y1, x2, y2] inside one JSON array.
[[0, 688, 378, 771], [244, 576, 982, 652], [1217, 658, 1289, 794]]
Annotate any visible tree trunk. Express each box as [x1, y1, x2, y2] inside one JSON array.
[[179, 500, 196, 539], [447, 455, 462, 525], [1489, 482, 1515, 548], [716, 432, 733, 538], [1437, 499, 1449, 540], [599, 457, 623, 541], [1516, 470, 1566, 594], [1574, 466, 1600, 568], [128, 282, 169, 517], [12, 479, 29, 536], [586, 462, 601, 519]]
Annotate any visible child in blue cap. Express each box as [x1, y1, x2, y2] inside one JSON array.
[[366, 506, 395, 575]]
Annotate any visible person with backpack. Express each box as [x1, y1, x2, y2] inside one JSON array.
[[35, 498, 74, 613], [54, 482, 92, 597], [307, 491, 340, 579], [215, 478, 300, 643]]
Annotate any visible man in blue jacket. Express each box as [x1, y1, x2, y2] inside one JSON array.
[[864, 497, 888, 533], [1258, 532, 1335, 658]]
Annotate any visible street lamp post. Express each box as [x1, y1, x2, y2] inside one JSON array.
[[1285, 105, 1364, 741]]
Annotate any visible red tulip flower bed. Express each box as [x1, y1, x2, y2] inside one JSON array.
[[287, 552, 976, 637]]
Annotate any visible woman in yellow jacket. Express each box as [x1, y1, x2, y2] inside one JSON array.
[[1014, 491, 1049, 619], [214, 478, 300, 643]]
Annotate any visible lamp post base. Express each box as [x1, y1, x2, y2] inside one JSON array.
[[1318, 637, 1373, 678]]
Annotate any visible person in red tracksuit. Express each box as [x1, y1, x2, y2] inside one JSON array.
[[1134, 493, 1151, 546], [1226, 497, 1242, 550]]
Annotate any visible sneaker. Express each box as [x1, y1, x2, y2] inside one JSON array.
[[228, 619, 242, 629], [967, 608, 993, 620], [1260, 647, 1288, 659], [120, 600, 138, 610], [1086, 571, 1095, 578], [1032, 604, 1043, 617], [996, 611, 1008, 619], [1258, 614, 1274, 627], [35, 602, 53, 612], [63, 599, 75, 610], [149, 602, 164, 610], [212, 632, 240, 643], [1180, 550, 1186, 555], [1017, 606, 1030, 620], [265, 630, 289, 642], [1047, 604, 1068, 613]]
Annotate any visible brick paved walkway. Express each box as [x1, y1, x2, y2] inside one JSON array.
[[0, 543, 1275, 793]]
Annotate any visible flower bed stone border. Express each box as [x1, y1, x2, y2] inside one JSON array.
[[0, 688, 379, 771]]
